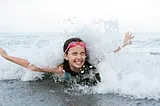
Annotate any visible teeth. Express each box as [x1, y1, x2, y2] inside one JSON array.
[[76, 61, 81, 64]]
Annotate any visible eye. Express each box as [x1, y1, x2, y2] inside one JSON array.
[[72, 52, 77, 56], [80, 52, 85, 56]]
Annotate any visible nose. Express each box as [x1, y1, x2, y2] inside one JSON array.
[[76, 54, 82, 59]]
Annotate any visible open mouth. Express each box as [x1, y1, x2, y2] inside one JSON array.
[[75, 61, 82, 65], [74, 60, 83, 65]]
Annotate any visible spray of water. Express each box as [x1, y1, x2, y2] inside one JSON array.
[[1, 17, 160, 99]]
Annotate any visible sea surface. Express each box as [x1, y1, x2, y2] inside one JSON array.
[[0, 19, 160, 106]]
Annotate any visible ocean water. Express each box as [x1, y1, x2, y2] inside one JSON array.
[[0, 18, 160, 105]]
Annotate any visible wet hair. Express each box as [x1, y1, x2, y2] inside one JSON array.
[[63, 37, 83, 54]]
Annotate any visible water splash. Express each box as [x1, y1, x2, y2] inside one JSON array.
[[1, 18, 160, 100]]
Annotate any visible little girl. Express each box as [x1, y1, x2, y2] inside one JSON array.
[[0, 32, 134, 85]]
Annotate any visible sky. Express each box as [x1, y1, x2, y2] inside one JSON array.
[[0, 0, 160, 33]]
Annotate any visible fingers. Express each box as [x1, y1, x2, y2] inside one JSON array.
[[129, 32, 134, 39], [0, 48, 3, 52], [125, 31, 131, 38], [58, 65, 63, 71], [125, 31, 135, 39], [131, 35, 134, 39], [129, 32, 132, 37], [127, 31, 129, 36], [0, 47, 5, 51], [125, 32, 128, 37]]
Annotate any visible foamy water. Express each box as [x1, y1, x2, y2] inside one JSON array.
[[0, 18, 160, 100]]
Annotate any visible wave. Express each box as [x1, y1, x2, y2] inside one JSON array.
[[1, 17, 160, 100]]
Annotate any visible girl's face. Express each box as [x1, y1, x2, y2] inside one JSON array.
[[64, 45, 86, 72]]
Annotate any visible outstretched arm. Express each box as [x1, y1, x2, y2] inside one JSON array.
[[113, 32, 134, 53], [0, 48, 63, 74]]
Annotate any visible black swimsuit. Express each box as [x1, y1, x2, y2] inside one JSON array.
[[63, 61, 101, 86]]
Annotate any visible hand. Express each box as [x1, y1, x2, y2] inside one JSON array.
[[123, 32, 134, 44], [0, 47, 8, 57], [58, 65, 64, 72]]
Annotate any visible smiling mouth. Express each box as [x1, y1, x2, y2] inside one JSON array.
[[75, 61, 83, 65]]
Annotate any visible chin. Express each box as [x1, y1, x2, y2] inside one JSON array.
[[74, 64, 83, 69], [75, 65, 82, 69]]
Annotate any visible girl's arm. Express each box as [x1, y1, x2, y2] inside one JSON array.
[[0, 48, 64, 74], [113, 32, 134, 53]]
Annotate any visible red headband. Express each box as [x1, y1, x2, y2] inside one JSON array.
[[64, 42, 86, 53]]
